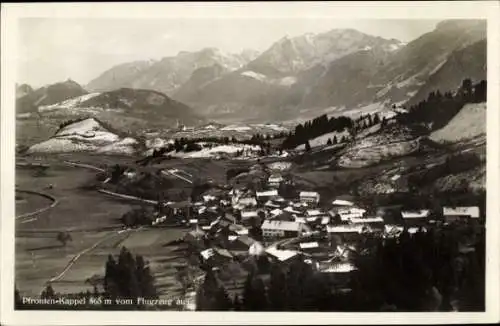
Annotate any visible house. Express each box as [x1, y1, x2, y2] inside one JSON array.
[[401, 209, 431, 226], [318, 261, 358, 291], [200, 248, 230, 267], [268, 174, 284, 188], [241, 210, 259, 218], [337, 207, 366, 222], [256, 189, 279, 201], [261, 220, 311, 238], [240, 210, 261, 227], [349, 216, 385, 230], [269, 208, 283, 217], [306, 209, 324, 217], [326, 224, 367, 234], [203, 194, 217, 203], [299, 191, 320, 205], [326, 224, 369, 243], [225, 235, 256, 251], [443, 206, 480, 223], [298, 242, 321, 255], [284, 206, 302, 214], [238, 197, 257, 207], [264, 200, 281, 209], [265, 246, 301, 263]]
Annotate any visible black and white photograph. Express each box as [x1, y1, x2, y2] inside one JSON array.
[[1, 1, 499, 325]]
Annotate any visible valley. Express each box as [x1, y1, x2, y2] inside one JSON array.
[[13, 18, 488, 313]]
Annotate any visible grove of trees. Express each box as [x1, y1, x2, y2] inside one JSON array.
[[396, 79, 487, 131]]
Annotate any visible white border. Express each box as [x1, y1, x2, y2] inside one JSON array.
[[1, 1, 499, 325]]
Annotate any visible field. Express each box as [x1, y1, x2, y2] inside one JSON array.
[[14, 157, 192, 300], [15, 153, 239, 301]]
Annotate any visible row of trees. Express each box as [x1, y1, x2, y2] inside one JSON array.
[[103, 247, 158, 302], [282, 113, 384, 149], [396, 79, 486, 131]]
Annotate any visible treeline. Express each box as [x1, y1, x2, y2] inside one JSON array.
[[397, 79, 486, 131], [151, 137, 276, 158], [281, 113, 384, 149]]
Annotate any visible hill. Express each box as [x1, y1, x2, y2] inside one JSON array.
[[430, 102, 486, 143], [38, 87, 203, 128], [16, 79, 88, 114], [27, 118, 140, 155]]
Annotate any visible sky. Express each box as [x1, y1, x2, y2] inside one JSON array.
[[17, 18, 442, 88]]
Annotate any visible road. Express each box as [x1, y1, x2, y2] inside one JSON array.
[[47, 227, 143, 284], [15, 189, 59, 223]]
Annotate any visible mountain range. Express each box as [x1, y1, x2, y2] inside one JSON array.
[[18, 19, 486, 125], [86, 48, 260, 95]]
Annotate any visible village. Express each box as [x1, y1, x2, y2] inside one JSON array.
[[111, 158, 485, 309]]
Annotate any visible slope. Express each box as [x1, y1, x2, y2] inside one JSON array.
[[16, 79, 88, 114], [430, 102, 486, 143], [407, 40, 486, 106], [27, 118, 140, 155], [87, 48, 259, 95]]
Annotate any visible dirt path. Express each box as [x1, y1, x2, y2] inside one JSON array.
[[47, 227, 141, 284]]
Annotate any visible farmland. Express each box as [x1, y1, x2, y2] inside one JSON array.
[[14, 156, 203, 300]]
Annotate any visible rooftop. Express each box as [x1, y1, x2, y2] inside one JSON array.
[[261, 220, 305, 232], [332, 199, 354, 206], [299, 242, 319, 249], [401, 209, 431, 219], [443, 206, 480, 218], [299, 191, 320, 198], [265, 247, 299, 261], [326, 224, 367, 233], [256, 190, 279, 197]]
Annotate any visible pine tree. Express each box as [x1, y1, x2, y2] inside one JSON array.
[[41, 284, 56, 299], [381, 116, 387, 128], [333, 135, 338, 144], [214, 287, 232, 310], [15, 286, 22, 308], [305, 141, 311, 152], [233, 295, 242, 311], [327, 138, 332, 145]]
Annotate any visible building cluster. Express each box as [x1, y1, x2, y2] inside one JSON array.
[[175, 162, 483, 300]]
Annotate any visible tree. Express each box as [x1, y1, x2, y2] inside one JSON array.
[[304, 141, 311, 152], [41, 284, 56, 299], [327, 138, 332, 145], [56, 231, 72, 247], [381, 116, 387, 127], [213, 287, 232, 310], [373, 113, 381, 125], [15, 286, 22, 308], [461, 78, 473, 100], [233, 295, 242, 311], [333, 135, 338, 144]]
